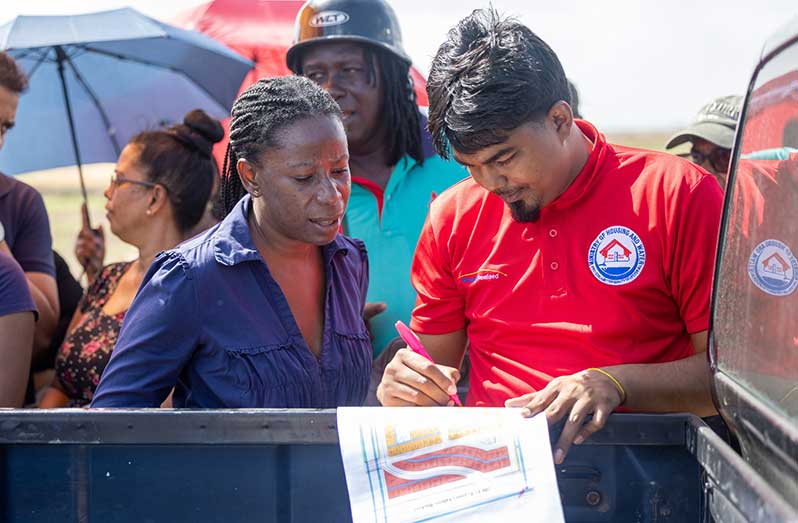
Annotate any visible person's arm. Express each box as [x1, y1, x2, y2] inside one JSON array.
[[37, 289, 93, 409], [377, 329, 467, 406], [0, 311, 35, 407], [160, 390, 174, 408], [3, 189, 60, 354], [606, 331, 713, 413], [377, 204, 470, 406], [25, 271, 58, 356], [91, 252, 200, 408], [38, 380, 71, 408], [508, 173, 723, 464], [0, 253, 37, 407], [506, 331, 712, 464]]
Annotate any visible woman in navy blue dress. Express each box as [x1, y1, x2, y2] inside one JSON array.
[[92, 76, 372, 408]]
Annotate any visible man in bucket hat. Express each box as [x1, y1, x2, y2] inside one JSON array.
[[666, 95, 743, 188]]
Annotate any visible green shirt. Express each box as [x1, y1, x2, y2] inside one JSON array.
[[345, 153, 467, 355]]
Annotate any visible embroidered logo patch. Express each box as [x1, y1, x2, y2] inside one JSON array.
[[588, 226, 646, 286], [459, 269, 507, 284], [747, 239, 798, 296]]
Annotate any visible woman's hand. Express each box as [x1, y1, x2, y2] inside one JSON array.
[[505, 369, 624, 464], [377, 348, 460, 406], [75, 203, 105, 283]]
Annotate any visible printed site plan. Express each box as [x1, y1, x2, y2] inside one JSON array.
[[337, 407, 564, 523]]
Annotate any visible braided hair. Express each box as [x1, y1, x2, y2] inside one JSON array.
[[292, 45, 424, 168], [218, 75, 343, 216]]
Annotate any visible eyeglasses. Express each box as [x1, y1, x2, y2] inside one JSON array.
[[109, 173, 158, 194], [688, 147, 731, 173]]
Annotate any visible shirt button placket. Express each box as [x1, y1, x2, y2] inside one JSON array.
[[544, 227, 565, 293]]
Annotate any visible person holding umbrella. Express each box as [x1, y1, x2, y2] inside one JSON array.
[[39, 110, 223, 408], [92, 76, 372, 409], [0, 51, 60, 362]]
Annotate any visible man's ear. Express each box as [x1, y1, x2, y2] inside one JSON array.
[[237, 158, 262, 198], [548, 101, 574, 142]]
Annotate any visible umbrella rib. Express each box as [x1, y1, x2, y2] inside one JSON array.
[[63, 53, 122, 156], [77, 43, 231, 109], [21, 48, 52, 83]]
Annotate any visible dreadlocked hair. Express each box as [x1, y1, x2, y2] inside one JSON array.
[[218, 75, 343, 216], [292, 45, 424, 168], [364, 47, 424, 167]]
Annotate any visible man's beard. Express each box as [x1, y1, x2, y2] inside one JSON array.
[[509, 200, 540, 223]]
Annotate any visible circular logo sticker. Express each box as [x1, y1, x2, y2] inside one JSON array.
[[588, 226, 646, 286], [747, 239, 798, 296]]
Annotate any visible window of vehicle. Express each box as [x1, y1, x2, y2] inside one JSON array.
[[713, 37, 798, 421]]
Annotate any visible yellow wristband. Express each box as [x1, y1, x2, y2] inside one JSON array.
[[586, 368, 626, 405]]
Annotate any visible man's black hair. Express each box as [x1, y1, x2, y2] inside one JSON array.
[[218, 75, 343, 215], [568, 80, 581, 119], [293, 45, 423, 167], [426, 8, 571, 159]]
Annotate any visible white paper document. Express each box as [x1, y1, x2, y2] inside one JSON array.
[[337, 407, 565, 523]]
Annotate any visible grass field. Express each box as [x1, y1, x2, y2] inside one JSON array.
[[16, 131, 681, 281]]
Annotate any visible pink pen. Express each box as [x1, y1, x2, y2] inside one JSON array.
[[394, 320, 462, 406]]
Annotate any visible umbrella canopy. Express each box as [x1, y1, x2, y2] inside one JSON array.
[[172, 0, 428, 166], [0, 8, 254, 180]]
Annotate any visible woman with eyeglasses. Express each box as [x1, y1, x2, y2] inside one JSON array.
[[91, 76, 372, 409], [38, 110, 223, 408]]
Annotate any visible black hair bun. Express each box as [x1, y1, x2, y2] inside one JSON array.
[[184, 109, 224, 144], [169, 109, 224, 158]]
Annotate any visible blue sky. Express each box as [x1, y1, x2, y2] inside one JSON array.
[[1, 0, 795, 131]]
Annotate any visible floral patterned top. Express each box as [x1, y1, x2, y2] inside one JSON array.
[[54, 262, 131, 406]]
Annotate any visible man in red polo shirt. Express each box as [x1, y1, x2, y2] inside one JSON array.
[[377, 8, 722, 464]]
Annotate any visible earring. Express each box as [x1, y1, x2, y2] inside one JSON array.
[[146, 209, 152, 216]]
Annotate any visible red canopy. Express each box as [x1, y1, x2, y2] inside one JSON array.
[[741, 70, 798, 154], [172, 0, 428, 168]]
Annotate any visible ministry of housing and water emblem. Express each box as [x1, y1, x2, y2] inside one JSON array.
[[747, 239, 798, 296], [588, 226, 646, 286]]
